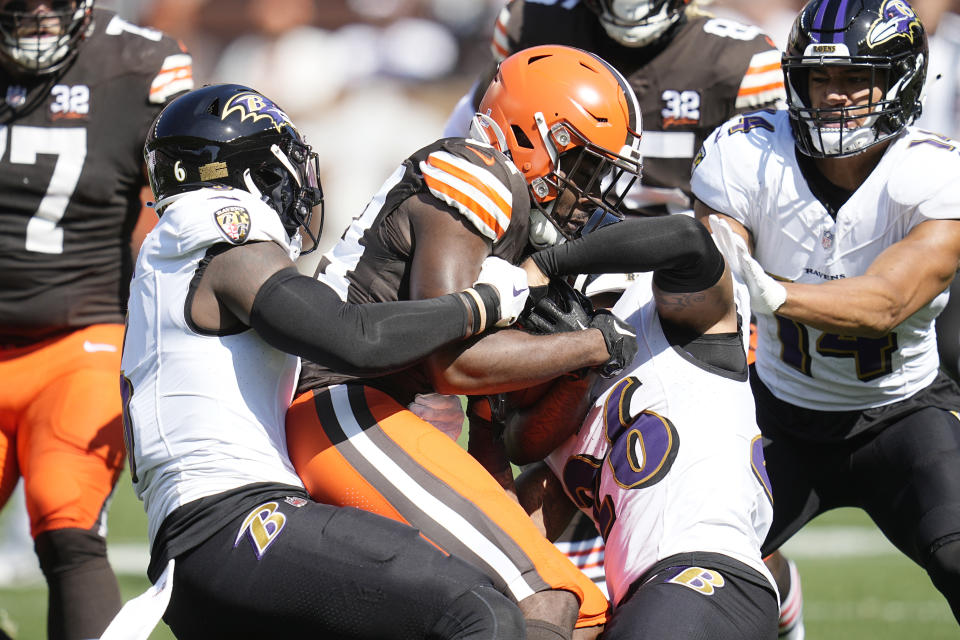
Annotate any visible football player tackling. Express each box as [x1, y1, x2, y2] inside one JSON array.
[[694, 0, 960, 626]]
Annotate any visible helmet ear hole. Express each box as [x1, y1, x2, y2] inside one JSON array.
[[511, 125, 535, 149]]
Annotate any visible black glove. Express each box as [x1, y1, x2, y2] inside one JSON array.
[[589, 310, 638, 378], [519, 279, 594, 335]]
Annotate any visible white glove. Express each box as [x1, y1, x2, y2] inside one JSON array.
[[408, 393, 465, 441], [474, 256, 529, 327], [709, 215, 786, 315]]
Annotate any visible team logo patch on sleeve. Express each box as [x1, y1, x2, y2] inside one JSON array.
[[214, 206, 251, 244]]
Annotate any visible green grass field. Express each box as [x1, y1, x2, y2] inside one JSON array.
[[1, 470, 956, 639]]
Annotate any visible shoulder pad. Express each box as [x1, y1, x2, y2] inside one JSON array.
[[687, 17, 785, 110], [735, 49, 786, 111], [888, 130, 960, 215], [155, 188, 291, 257], [691, 110, 786, 218], [419, 139, 521, 242], [97, 11, 194, 105]]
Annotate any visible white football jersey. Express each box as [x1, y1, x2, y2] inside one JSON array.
[[692, 110, 960, 410], [121, 187, 305, 546], [546, 275, 775, 606]]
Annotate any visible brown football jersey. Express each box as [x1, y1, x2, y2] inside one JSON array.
[[0, 8, 192, 338], [297, 137, 531, 402], [491, 0, 785, 214]]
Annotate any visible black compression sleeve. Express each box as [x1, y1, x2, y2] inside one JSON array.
[[530, 215, 725, 293], [249, 268, 474, 376]]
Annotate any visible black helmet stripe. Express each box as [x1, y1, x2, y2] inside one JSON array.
[[811, 0, 852, 44]]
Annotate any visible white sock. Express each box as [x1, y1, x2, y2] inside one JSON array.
[[778, 558, 805, 640]]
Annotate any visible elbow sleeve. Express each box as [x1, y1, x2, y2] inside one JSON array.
[[249, 268, 470, 375], [532, 215, 725, 293]]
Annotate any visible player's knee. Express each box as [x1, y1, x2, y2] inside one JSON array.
[[34, 527, 108, 577], [431, 584, 526, 639], [927, 538, 960, 611]]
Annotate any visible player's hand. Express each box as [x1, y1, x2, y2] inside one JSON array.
[[709, 215, 786, 315], [473, 256, 529, 327], [520, 279, 594, 335], [408, 393, 464, 441], [589, 310, 637, 378]]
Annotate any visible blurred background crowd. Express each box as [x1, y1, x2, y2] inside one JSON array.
[[87, 0, 960, 253]]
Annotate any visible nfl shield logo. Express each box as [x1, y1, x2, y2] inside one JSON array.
[[5, 85, 27, 108], [822, 230, 834, 249], [214, 206, 251, 244]]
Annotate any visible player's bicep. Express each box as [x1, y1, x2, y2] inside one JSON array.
[[204, 241, 293, 325], [695, 199, 754, 253], [867, 218, 960, 313], [407, 194, 492, 300]]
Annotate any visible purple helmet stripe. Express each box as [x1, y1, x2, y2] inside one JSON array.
[[812, 0, 831, 37]]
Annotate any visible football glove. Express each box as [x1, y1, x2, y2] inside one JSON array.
[[590, 310, 638, 378], [521, 279, 637, 378], [709, 215, 786, 315], [520, 279, 594, 335], [473, 256, 530, 328]]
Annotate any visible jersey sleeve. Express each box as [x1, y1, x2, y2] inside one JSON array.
[[148, 46, 194, 106], [158, 189, 291, 258], [691, 17, 785, 113], [690, 116, 765, 228], [101, 12, 194, 107], [490, 0, 523, 62], [418, 139, 524, 243], [889, 132, 960, 224], [734, 47, 786, 112]]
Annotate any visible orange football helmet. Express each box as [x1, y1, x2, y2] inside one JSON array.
[[472, 45, 642, 246]]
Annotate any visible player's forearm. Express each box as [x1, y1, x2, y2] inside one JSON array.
[[250, 268, 483, 374], [779, 276, 904, 337], [502, 375, 592, 465], [428, 328, 608, 396], [530, 215, 724, 292]]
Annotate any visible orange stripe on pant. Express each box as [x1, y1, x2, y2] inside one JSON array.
[[287, 384, 609, 628]]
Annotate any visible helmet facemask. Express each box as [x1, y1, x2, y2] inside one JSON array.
[[784, 54, 922, 157], [529, 122, 642, 245], [584, 0, 689, 47], [0, 0, 92, 75], [783, 0, 928, 158], [244, 139, 324, 254]]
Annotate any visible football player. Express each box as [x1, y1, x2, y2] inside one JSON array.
[[502, 209, 779, 639], [119, 83, 531, 638], [693, 0, 960, 626], [446, 2, 802, 635], [447, 0, 785, 218], [0, 1, 192, 637], [285, 45, 643, 640]]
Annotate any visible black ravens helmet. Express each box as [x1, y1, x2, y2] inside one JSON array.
[[0, 0, 94, 75], [144, 83, 323, 250], [783, 0, 928, 157]]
